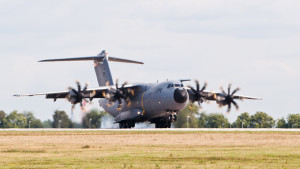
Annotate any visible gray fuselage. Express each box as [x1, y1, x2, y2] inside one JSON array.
[[99, 81, 189, 123]]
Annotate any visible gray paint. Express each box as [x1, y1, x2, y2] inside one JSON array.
[[17, 50, 260, 128], [94, 51, 114, 86], [99, 81, 189, 123]]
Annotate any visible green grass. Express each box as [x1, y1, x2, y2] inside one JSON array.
[[0, 131, 299, 168]]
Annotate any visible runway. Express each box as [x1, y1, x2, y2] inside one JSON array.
[[0, 128, 299, 131]]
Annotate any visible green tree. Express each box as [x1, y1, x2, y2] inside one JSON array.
[[198, 112, 208, 128], [5, 111, 27, 128], [276, 117, 288, 128], [250, 112, 275, 128], [234, 112, 251, 128], [23, 112, 43, 128], [82, 109, 106, 128], [173, 105, 199, 128], [42, 119, 53, 128], [287, 114, 300, 128], [206, 113, 230, 128], [0, 111, 7, 128], [52, 110, 73, 128]]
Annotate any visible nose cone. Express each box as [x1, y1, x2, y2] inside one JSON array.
[[174, 88, 188, 103]]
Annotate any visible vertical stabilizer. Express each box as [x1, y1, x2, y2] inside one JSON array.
[[94, 51, 114, 86]]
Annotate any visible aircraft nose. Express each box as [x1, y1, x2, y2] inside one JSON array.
[[174, 88, 188, 103]]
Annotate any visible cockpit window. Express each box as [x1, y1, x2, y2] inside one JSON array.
[[167, 84, 173, 88], [168, 83, 184, 88], [174, 83, 183, 88]]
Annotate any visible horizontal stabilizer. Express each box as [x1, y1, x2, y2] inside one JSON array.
[[39, 56, 144, 64], [39, 56, 102, 62], [108, 57, 143, 64]]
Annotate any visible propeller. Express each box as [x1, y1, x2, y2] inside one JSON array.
[[217, 83, 240, 113], [102, 79, 134, 110], [188, 80, 207, 109], [66, 81, 89, 111]]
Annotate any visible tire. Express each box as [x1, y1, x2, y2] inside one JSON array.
[[167, 121, 171, 128]]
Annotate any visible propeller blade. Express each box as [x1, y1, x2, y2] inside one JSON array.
[[228, 83, 232, 95], [201, 82, 207, 91], [128, 89, 135, 96], [227, 103, 231, 113], [72, 104, 75, 111], [76, 81, 81, 92], [231, 87, 240, 95], [115, 79, 119, 90], [197, 101, 202, 109], [195, 80, 199, 92], [126, 99, 132, 107], [102, 91, 106, 98], [71, 88, 78, 95], [83, 82, 88, 92], [232, 100, 239, 111], [188, 103, 193, 111], [121, 81, 128, 88], [118, 98, 122, 106], [220, 86, 226, 95], [191, 87, 197, 94], [106, 102, 112, 107]]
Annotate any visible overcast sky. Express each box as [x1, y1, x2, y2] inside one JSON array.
[[1, 0, 299, 123]]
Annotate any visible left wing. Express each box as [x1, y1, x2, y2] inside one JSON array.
[[202, 90, 262, 101], [186, 81, 261, 112]]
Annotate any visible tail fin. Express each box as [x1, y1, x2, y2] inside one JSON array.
[[39, 50, 144, 87]]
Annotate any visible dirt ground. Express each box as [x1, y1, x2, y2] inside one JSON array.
[[0, 131, 299, 168]]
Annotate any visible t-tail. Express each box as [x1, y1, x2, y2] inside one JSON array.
[[39, 50, 144, 86]]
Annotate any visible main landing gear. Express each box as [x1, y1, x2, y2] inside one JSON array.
[[154, 114, 177, 128], [119, 121, 135, 128]]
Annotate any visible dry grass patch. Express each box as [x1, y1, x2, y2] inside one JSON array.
[[0, 131, 299, 168]]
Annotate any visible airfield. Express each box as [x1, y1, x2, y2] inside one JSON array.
[[0, 129, 299, 168]]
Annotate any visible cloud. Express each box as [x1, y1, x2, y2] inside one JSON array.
[[255, 59, 298, 77], [1, 0, 300, 123]]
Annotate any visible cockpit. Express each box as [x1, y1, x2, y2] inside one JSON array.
[[167, 83, 184, 88]]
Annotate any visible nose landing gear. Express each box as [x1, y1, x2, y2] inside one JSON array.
[[154, 113, 177, 128], [169, 114, 177, 122]]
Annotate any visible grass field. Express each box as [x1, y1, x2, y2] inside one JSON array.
[[0, 130, 299, 169]]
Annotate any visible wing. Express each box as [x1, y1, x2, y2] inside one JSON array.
[[14, 84, 138, 101], [202, 90, 262, 101]]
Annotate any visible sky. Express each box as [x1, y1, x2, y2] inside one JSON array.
[[1, 0, 300, 123]]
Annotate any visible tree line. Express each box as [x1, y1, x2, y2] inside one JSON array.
[[0, 110, 106, 128], [173, 105, 300, 128], [0, 106, 299, 128]]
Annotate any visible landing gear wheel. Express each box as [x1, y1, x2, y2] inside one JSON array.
[[119, 121, 135, 129], [167, 121, 171, 128], [155, 120, 171, 128]]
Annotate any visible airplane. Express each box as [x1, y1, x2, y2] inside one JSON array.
[[14, 50, 261, 128]]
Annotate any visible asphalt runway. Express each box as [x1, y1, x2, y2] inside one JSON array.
[[0, 128, 299, 131]]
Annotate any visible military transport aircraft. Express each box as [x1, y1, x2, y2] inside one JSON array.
[[14, 50, 261, 128]]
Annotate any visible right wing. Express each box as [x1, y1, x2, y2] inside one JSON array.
[[14, 84, 138, 101]]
